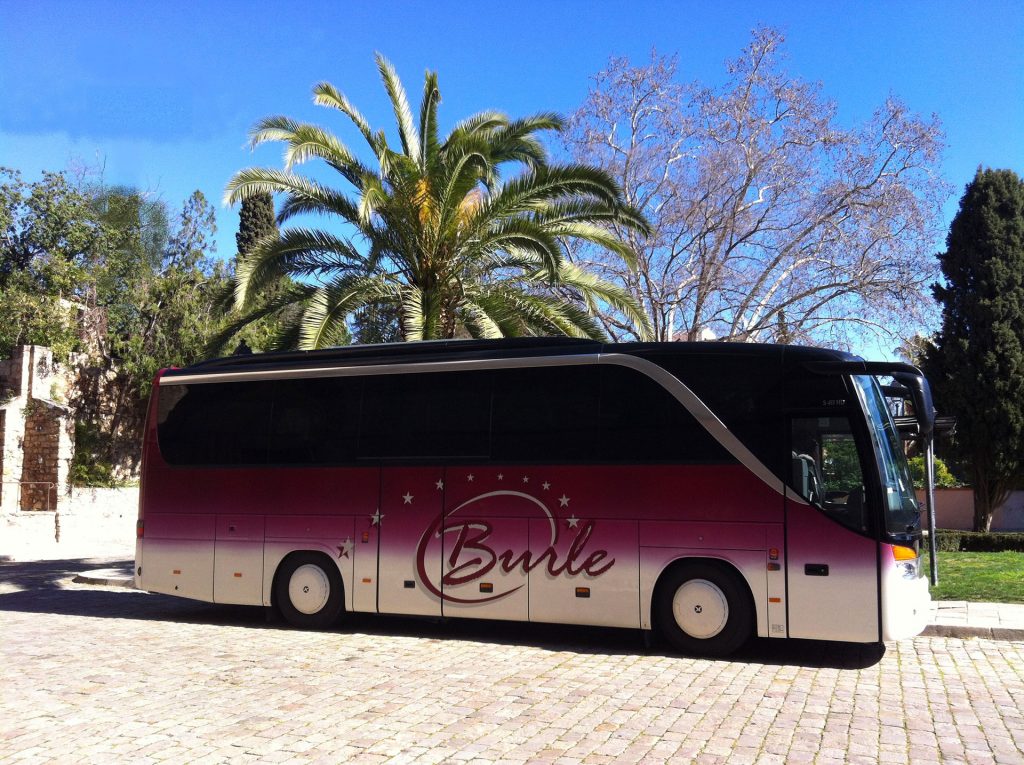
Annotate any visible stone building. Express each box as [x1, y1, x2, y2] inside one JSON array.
[[0, 345, 75, 514]]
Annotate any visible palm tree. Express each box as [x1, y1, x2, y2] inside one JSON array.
[[219, 55, 651, 349]]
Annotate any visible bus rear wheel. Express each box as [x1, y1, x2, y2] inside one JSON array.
[[655, 562, 752, 656], [275, 552, 344, 629]]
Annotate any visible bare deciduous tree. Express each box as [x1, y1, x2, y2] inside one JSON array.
[[565, 28, 949, 345]]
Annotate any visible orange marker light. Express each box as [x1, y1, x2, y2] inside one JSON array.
[[136, 520, 145, 539], [768, 548, 779, 560], [769, 597, 782, 603], [891, 545, 917, 561]]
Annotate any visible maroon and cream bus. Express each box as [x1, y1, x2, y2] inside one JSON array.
[[135, 339, 932, 655]]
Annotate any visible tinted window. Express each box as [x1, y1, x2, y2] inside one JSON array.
[[654, 353, 785, 476], [491, 365, 601, 462], [268, 376, 361, 464], [157, 381, 274, 466], [599, 365, 734, 463], [359, 370, 492, 460]]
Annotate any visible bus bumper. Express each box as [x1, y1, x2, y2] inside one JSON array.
[[881, 561, 932, 641]]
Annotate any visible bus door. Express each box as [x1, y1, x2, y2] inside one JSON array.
[[440, 467, 530, 621], [374, 466, 445, 616], [785, 415, 879, 642]]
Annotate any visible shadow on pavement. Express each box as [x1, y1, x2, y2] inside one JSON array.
[[0, 557, 885, 669]]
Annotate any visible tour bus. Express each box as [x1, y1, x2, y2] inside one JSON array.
[[135, 338, 933, 656]]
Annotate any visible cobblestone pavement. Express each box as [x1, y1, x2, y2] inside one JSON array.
[[1, 559, 1023, 765]]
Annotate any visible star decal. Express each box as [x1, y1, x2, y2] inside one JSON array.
[[467, 473, 475, 482], [371, 510, 384, 526], [522, 476, 530, 484], [497, 473, 504, 481], [402, 492, 414, 505], [337, 538, 353, 559], [435, 479, 444, 490], [566, 515, 580, 529], [559, 494, 570, 507], [542, 481, 551, 491]]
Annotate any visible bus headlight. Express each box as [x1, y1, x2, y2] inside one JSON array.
[[892, 544, 921, 579]]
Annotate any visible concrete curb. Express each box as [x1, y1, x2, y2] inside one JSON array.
[[921, 624, 1024, 642], [72, 569, 137, 589]]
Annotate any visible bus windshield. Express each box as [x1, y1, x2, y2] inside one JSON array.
[[852, 375, 920, 535]]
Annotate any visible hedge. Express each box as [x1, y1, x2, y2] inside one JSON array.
[[932, 530, 1024, 553]]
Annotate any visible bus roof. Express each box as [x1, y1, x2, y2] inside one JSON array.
[[164, 338, 860, 380]]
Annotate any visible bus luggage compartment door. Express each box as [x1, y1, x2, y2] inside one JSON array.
[[376, 467, 444, 616], [439, 469, 529, 622]]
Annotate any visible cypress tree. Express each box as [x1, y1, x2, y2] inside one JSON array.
[[925, 168, 1024, 531], [235, 191, 277, 258]]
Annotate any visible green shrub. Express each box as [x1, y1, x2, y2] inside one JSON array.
[[72, 420, 135, 488], [934, 529, 1024, 552], [908, 455, 963, 489]]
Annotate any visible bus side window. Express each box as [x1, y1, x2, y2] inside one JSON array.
[[358, 370, 492, 461], [598, 366, 734, 463], [157, 381, 274, 466], [270, 376, 361, 465], [491, 366, 601, 462], [790, 417, 868, 532]]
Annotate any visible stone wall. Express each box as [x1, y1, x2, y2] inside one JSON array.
[[70, 362, 146, 480], [0, 345, 77, 514], [20, 399, 73, 510], [0, 346, 32, 512]]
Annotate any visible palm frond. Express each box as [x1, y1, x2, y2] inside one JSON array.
[[206, 282, 317, 356], [466, 165, 624, 234], [444, 110, 508, 145], [298, 273, 395, 349], [546, 221, 639, 269], [467, 217, 565, 276], [312, 81, 378, 153], [375, 53, 421, 161], [419, 70, 441, 171], [546, 261, 653, 340], [234, 228, 367, 308]]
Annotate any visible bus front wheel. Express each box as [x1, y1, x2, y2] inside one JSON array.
[[655, 562, 753, 656], [274, 552, 344, 629]]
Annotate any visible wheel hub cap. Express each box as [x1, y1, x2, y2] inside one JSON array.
[[672, 578, 728, 639], [289, 564, 330, 615]]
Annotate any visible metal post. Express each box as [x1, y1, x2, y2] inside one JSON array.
[[924, 439, 938, 585]]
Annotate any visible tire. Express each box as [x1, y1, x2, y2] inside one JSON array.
[[274, 552, 344, 629], [654, 561, 753, 657]]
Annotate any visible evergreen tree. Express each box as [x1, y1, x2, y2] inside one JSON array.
[[235, 191, 277, 257], [925, 168, 1024, 531]]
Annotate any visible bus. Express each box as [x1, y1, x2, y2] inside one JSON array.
[[135, 338, 933, 656]]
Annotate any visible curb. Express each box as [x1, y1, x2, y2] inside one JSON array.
[[72, 569, 137, 589], [922, 624, 1024, 642]]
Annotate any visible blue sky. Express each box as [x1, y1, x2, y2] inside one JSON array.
[[3, 0, 1022, 269]]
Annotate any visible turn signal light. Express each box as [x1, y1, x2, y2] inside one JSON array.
[[891, 544, 917, 561], [136, 520, 144, 539]]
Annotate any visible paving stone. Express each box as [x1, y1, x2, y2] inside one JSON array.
[[2, 560, 1024, 764]]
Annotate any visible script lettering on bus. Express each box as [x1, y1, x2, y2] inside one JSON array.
[[415, 507, 615, 604]]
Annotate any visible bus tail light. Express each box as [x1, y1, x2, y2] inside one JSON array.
[[136, 520, 145, 539]]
